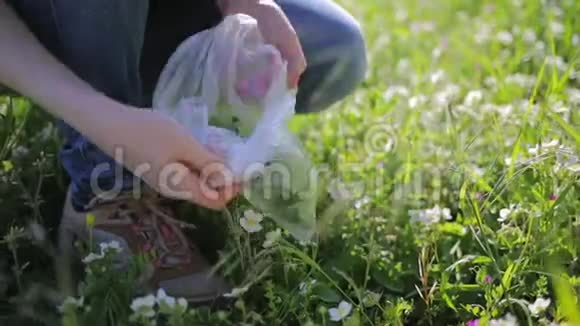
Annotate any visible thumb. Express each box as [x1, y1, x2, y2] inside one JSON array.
[[287, 57, 306, 89]]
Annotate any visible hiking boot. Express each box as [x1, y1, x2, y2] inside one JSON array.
[[58, 186, 230, 303]]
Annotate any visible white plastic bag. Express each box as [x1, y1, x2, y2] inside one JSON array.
[[153, 14, 317, 241]]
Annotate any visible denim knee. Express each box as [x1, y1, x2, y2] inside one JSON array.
[[281, 0, 368, 113], [300, 20, 367, 112]]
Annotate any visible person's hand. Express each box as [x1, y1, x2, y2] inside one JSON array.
[[94, 106, 240, 209], [218, 0, 307, 88], [0, 1, 235, 210]]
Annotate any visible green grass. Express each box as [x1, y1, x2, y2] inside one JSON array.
[[1, 0, 579, 325]]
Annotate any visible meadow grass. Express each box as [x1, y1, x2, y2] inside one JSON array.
[[0, 0, 579, 325]]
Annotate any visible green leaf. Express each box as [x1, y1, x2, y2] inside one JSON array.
[[2, 160, 13, 172], [439, 222, 467, 236], [441, 292, 458, 312], [472, 256, 493, 265], [343, 310, 361, 326], [549, 266, 580, 324], [311, 284, 341, 303], [372, 269, 405, 295]]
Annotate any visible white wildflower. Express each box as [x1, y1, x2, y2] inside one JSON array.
[[395, 8, 408, 22], [565, 163, 580, 174], [410, 205, 452, 225], [327, 179, 352, 201], [434, 84, 460, 106], [522, 29, 537, 43], [497, 31, 514, 45], [464, 90, 483, 106], [299, 279, 317, 294], [489, 313, 519, 326], [545, 55, 567, 71], [430, 205, 452, 221], [354, 196, 370, 209], [262, 229, 282, 248], [329, 301, 353, 321], [430, 69, 446, 84], [156, 289, 176, 308], [550, 6, 563, 17], [432, 46, 443, 59], [410, 21, 435, 34], [223, 286, 249, 298], [534, 41, 546, 55], [383, 85, 410, 101], [573, 34, 579, 46], [484, 76, 498, 88], [409, 94, 428, 108], [130, 294, 156, 318], [528, 139, 560, 155], [498, 204, 518, 223], [505, 74, 536, 88], [497, 104, 515, 118], [475, 24, 492, 44], [568, 88, 580, 105], [57, 296, 84, 313], [240, 209, 264, 233], [528, 297, 551, 316], [82, 252, 104, 264], [550, 21, 564, 37], [362, 291, 381, 307], [396, 58, 412, 74], [551, 101, 569, 115], [99, 240, 122, 254], [177, 298, 188, 310]]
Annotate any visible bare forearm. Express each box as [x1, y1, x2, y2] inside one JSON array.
[[0, 1, 130, 152]]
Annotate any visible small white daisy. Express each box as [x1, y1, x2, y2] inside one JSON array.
[[57, 296, 84, 313], [263, 229, 282, 248], [82, 252, 104, 264], [130, 294, 156, 318], [464, 90, 483, 106], [329, 301, 353, 321], [528, 297, 551, 316], [327, 179, 352, 201], [430, 69, 446, 84], [550, 21, 564, 37], [498, 204, 518, 223], [383, 85, 410, 101], [223, 286, 249, 298], [522, 29, 537, 43], [299, 279, 317, 294], [408, 95, 428, 108], [156, 289, 176, 308], [99, 240, 122, 254], [489, 313, 518, 326], [240, 209, 264, 233], [497, 31, 514, 45]]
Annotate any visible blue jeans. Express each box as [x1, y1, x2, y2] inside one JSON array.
[[10, 0, 367, 210]]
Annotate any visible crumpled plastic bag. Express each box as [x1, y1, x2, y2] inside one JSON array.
[[152, 14, 317, 241]]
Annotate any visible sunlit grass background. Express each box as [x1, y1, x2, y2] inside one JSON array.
[[1, 0, 579, 325]]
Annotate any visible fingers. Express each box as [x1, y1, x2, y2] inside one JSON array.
[[181, 135, 225, 170], [287, 52, 307, 88], [254, 2, 306, 89], [157, 162, 239, 210], [273, 28, 306, 89]]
